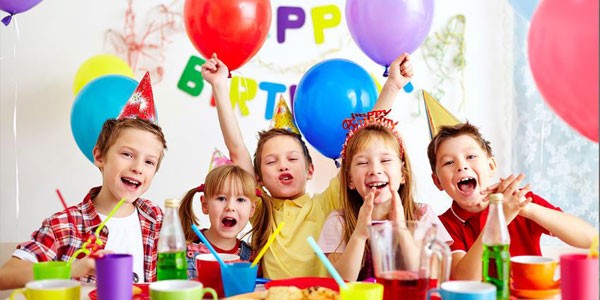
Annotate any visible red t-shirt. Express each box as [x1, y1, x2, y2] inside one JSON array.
[[439, 192, 561, 256]]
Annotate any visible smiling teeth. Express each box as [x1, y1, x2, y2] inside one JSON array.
[[368, 182, 386, 188], [123, 178, 140, 186], [458, 177, 474, 183]]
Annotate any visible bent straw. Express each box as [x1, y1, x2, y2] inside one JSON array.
[[68, 198, 126, 264], [251, 221, 285, 268], [307, 236, 347, 289], [191, 224, 227, 268], [56, 189, 80, 236], [191, 224, 244, 292]]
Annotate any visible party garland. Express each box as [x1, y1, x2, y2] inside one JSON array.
[[104, 0, 183, 83], [418, 14, 466, 115]]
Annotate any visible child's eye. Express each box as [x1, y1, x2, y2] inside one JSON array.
[[216, 196, 226, 202], [443, 160, 454, 166], [122, 152, 133, 158], [381, 159, 392, 163], [145, 160, 156, 166], [265, 160, 275, 165], [356, 161, 368, 166], [467, 154, 477, 159], [237, 197, 248, 203]]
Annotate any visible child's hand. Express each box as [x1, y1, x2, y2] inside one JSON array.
[[485, 174, 532, 223], [388, 184, 405, 227], [70, 250, 112, 279], [354, 188, 375, 240], [201, 53, 229, 86], [385, 53, 414, 91]]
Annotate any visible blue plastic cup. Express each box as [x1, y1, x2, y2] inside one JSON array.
[[221, 262, 258, 297]]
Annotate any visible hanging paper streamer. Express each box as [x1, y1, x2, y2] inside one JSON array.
[[105, 0, 182, 83]]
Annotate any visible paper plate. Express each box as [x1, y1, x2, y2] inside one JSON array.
[[264, 277, 340, 291], [88, 283, 149, 300]]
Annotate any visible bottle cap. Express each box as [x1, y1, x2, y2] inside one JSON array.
[[164, 198, 181, 208], [488, 193, 504, 203]]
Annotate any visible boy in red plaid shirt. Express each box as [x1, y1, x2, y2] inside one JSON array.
[[0, 117, 167, 289]]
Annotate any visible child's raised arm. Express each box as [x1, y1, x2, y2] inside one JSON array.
[[520, 203, 597, 248], [0, 257, 33, 290], [201, 54, 254, 175], [373, 53, 414, 111]]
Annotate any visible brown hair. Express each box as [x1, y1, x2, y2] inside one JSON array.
[[95, 118, 167, 169], [252, 128, 313, 183], [339, 124, 419, 254], [178, 165, 272, 252], [427, 122, 493, 172]]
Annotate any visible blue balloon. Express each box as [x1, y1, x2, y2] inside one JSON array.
[[71, 75, 138, 163], [294, 59, 378, 159], [508, 0, 539, 20]]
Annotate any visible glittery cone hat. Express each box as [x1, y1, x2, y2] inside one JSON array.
[[270, 95, 300, 134], [118, 72, 157, 123], [208, 148, 233, 171], [423, 90, 460, 139]]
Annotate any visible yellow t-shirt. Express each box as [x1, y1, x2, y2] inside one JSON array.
[[254, 176, 342, 279]]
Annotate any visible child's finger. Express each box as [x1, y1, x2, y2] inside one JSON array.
[[506, 173, 526, 196]]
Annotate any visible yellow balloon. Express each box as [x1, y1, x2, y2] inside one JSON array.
[[73, 54, 134, 95]]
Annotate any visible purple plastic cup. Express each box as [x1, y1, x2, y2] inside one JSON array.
[[95, 254, 133, 300]]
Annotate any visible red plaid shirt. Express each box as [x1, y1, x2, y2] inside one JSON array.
[[15, 187, 163, 282]]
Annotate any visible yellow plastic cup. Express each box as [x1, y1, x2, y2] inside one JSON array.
[[340, 282, 384, 300]]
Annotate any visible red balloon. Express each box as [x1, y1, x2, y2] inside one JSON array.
[[184, 0, 272, 71], [528, 0, 599, 142]]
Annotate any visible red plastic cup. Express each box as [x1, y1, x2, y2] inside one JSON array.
[[195, 253, 239, 298]]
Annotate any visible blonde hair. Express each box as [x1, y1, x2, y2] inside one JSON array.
[[339, 124, 419, 251], [179, 165, 271, 251]]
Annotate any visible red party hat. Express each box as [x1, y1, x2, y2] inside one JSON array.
[[118, 72, 157, 123]]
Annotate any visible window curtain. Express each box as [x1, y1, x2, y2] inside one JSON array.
[[512, 17, 599, 244]]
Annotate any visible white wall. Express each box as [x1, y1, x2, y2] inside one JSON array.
[[0, 0, 516, 242]]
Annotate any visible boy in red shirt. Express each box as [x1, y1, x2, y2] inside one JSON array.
[[427, 122, 596, 280]]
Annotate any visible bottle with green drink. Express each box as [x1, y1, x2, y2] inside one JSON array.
[[157, 199, 188, 280], [482, 193, 510, 300]]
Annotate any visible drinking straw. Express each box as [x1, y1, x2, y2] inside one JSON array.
[[306, 236, 347, 289], [589, 235, 599, 258], [191, 224, 227, 268], [56, 189, 80, 236], [68, 198, 126, 264], [191, 224, 244, 292], [250, 221, 285, 268]]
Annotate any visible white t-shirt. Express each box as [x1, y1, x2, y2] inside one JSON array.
[[99, 209, 145, 282]]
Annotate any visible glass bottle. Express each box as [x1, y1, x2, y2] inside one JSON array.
[[157, 198, 188, 280], [482, 193, 511, 300]]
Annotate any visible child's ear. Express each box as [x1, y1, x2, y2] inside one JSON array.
[[249, 198, 257, 217], [92, 146, 104, 168], [200, 195, 209, 214], [431, 173, 443, 191], [488, 157, 497, 176], [306, 163, 315, 180]]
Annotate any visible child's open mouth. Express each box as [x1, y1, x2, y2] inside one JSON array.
[[222, 217, 238, 228], [367, 182, 388, 190], [457, 177, 477, 193], [122, 177, 141, 188], [279, 173, 293, 183]]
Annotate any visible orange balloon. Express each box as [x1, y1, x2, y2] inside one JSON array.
[[183, 0, 271, 71]]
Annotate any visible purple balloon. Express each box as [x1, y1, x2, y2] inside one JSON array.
[[0, 0, 43, 25], [346, 0, 434, 67]]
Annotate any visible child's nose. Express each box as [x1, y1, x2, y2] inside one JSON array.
[[131, 159, 144, 174]]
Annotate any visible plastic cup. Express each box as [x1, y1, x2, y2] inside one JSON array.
[[560, 254, 599, 300], [150, 280, 217, 300], [32, 261, 71, 280], [95, 253, 133, 300], [10, 279, 80, 300], [221, 262, 258, 297], [195, 253, 240, 298], [340, 282, 384, 300]]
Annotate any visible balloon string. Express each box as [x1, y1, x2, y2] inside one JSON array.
[[11, 20, 21, 234]]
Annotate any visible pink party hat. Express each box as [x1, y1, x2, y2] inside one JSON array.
[[208, 148, 233, 171], [118, 72, 157, 123], [270, 95, 300, 134]]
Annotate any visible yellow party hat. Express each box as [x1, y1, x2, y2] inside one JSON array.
[[423, 90, 461, 139], [270, 95, 300, 134], [208, 148, 233, 172]]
